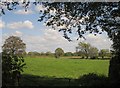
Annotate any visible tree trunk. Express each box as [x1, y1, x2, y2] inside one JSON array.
[[108, 31, 120, 85], [102, 56, 104, 59]]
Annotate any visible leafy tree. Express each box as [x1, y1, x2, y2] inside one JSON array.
[[55, 48, 64, 58], [2, 36, 26, 86], [64, 52, 73, 56], [99, 49, 110, 59], [77, 51, 85, 58], [45, 51, 53, 56], [0, 1, 120, 83], [77, 42, 98, 59], [73, 52, 80, 56], [89, 47, 99, 59], [40, 52, 45, 56], [28, 51, 40, 56], [77, 42, 91, 59]]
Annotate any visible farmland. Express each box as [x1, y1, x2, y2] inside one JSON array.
[[20, 57, 110, 86], [23, 57, 109, 78]]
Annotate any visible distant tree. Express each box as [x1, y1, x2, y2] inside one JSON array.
[[22, 51, 27, 57], [77, 42, 98, 59], [77, 42, 91, 59], [89, 47, 99, 59], [55, 48, 64, 58], [99, 49, 110, 59], [107, 50, 112, 58], [72, 52, 79, 56], [46, 51, 53, 56], [28, 52, 33, 56], [64, 52, 73, 56], [77, 51, 85, 58], [28, 51, 40, 56], [40, 52, 45, 56], [2, 36, 26, 86]]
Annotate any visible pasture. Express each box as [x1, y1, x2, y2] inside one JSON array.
[[22, 57, 109, 79], [20, 57, 110, 86]]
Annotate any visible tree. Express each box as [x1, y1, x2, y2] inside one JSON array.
[[28, 51, 40, 56], [64, 52, 73, 56], [40, 52, 45, 56], [46, 51, 53, 56], [89, 47, 99, 59], [2, 36, 26, 86], [77, 42, 91, 59], [77, 42, 98, 59], [55, 48, 64, 58], [0, 1, 120, 84], [99, 49, 110, 59]]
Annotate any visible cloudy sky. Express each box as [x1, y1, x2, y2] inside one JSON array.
[[0, 4, 112, 53]]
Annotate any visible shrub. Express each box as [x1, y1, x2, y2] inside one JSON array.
[[77, 73, 109, 87]]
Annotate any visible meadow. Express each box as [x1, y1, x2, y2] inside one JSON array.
[[20, 57, 110, 86], [22, 57, 109, 78]]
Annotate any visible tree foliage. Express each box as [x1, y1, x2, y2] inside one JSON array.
[[99, 49, 110, 59], [55, 48, 64, 58], [64, 52, 73, 56], [89, 46, 98, 59], [76, 42, 98, 59], [2, 36, 26, 55], [28, 51, 40, 56], [77, 42, 91, 59], [45, 51, 53, 56], [0, 2, 119, 40], [2, 36, 26, 86], [36, 2, 120, 41]]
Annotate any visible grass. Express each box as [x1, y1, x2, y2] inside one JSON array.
[[22, 57, 109, 79]]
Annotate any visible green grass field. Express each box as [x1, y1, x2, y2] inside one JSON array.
[[22, 57, 110, 79]]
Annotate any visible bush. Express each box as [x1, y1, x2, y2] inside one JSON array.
[[77, 73, 109, 86]]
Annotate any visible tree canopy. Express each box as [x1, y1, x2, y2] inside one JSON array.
[[0, 1, 119, 40], [76, 42, 98, 59], [2, 36, 26, 55], [99, 49, 110, 59], [55, 48, 64, 58]]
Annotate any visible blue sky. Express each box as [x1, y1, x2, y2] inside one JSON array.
[[0, 3, 112, 53]]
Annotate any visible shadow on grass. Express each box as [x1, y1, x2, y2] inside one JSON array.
[[19, 73, 111, 87], [20, 74, 77, 86]]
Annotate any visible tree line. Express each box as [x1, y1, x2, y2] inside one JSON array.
[[76, 42, 111, 59], [24, 42, 111, 59]]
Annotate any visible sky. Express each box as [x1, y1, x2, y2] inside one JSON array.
[[0, 3, 113, 53]]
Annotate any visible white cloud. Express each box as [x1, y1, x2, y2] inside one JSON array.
[[2, 29, 112, 53], [21, 29, 77, 52], [0, 20, 5, 29], [12, 31, 23, 37], [82, 33, 113, 50], [24, 29, 112, 53], [7, 20, 34, 29], [2, 31, 23, 44], [14, 9, 33, 15]]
